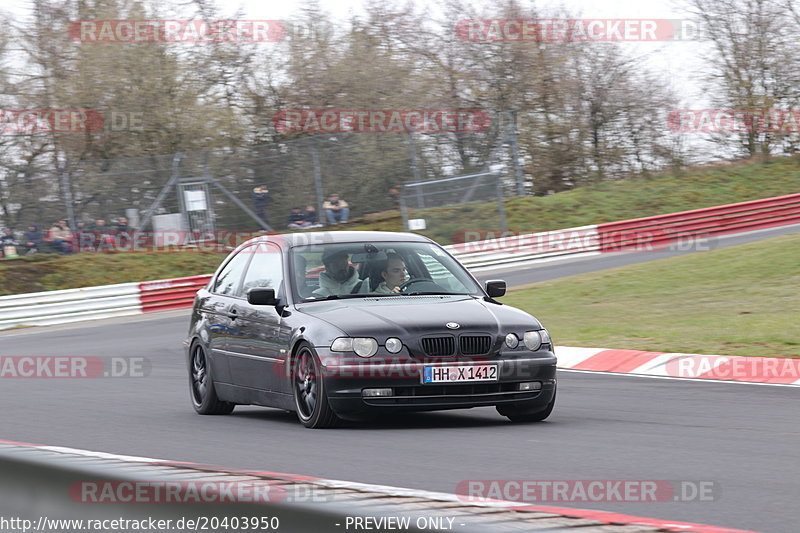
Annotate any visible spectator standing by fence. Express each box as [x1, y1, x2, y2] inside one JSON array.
[[323, 193, 350, 224], [115, 216, 131, 248], [75, 221, 93, 252], [115, 216, 130, 233], [252, 185, 272, 225], [93, 219, 114, 251]]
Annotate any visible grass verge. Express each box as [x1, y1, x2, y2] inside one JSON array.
[[501, 233, 800, 358], [0, 252, 225, 296], [345, 156, 800, 244]]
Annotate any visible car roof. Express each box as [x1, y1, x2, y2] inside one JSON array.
[[244, 230, 434, 250]]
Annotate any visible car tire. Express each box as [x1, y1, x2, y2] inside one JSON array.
[[497, 386, 556, 423], [189, 342, 235, 415], [292, 343, 340, 429]]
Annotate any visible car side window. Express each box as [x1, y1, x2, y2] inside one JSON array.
[[416, 250, 468, 292], [213, 247, 253, 296], [241, 243, 284, 295]]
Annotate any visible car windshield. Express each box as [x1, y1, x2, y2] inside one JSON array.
[[290, 241, 482, 301]]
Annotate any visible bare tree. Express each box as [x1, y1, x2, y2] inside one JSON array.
[[689, 0, 800, 157]]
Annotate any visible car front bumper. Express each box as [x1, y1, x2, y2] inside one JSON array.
[[318, 351, 557, 417]]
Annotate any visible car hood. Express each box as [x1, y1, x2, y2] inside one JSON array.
[[296, 295, 542, 337]]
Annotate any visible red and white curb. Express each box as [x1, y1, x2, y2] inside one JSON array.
[[0, 439, 754, 533], [557, 346, 800, 386]]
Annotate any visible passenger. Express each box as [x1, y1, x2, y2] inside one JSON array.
[[313, 249, 359, 297], [373, 253, 407, 294]]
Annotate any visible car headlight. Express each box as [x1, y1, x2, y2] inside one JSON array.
[[352, 338, 378, 358], [331, 337, 379, 357], [523, 330, 542, 351], [331, 338, 353, 352], [385, 338, 403, 354], [540, 328, 551, 346], [505, 333, 519, 349]]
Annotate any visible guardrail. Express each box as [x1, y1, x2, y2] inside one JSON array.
[[445, 225, 600, 270], [0, 441, 743, 533], [0, 283, 141, 330], [0, 193, 797, 330], [139, 275, 211, 313], [598, 192, 800, 252]]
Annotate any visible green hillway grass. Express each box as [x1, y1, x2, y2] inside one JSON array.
[[0, 251, 225, 296], [501, 233, 800, 358], [346, 156, 800, 244]]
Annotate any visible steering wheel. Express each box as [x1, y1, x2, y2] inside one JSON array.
[[398, 278, 434, 292]]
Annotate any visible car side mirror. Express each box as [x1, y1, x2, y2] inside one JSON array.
[[485, 280, 506, 298], [247, 287, 279, 306]]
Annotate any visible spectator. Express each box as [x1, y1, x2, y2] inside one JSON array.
[[75, 221, 94, 252], [304, 205, 323, 228], [115, 216, 130, 233], [323, 193, 350, 225], [47, 219, 72, 254], [1, 228, 18, 258], [23, 224, 42, 254], [93, 219, 115, 251], [312, 249, 359, 297], [388, 185, 402, 208], [114, 216, 131, 248], [287, 207, 309, 229], [0, 228, 19, 257], [252, 185, 272, 224]]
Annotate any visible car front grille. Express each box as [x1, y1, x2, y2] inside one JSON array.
[[459, 335, 492, 355], [421, 336, 455, 356]]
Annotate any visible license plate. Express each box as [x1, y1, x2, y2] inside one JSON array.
[[423, 364, 498, 383]]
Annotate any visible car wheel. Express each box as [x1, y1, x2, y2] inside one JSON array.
[[189, 343, 235, 415], [497, 386, 556, 423], [293, 344, 340, 429]]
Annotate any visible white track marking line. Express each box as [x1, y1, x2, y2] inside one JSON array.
[[37, 445, 173, 463], [554, 347, 605, 367], [559, 368, 800, 387]]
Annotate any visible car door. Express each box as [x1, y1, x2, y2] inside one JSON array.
[[227, 242, 286, 392], [207, 245, 255, 384]]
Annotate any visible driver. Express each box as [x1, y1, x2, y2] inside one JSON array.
[[313, 249, 360, 297], [374, 253, 407, 294]]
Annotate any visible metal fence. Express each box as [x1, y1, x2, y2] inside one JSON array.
[[400, 171, 509, 237], [3, 111, 527, 244]]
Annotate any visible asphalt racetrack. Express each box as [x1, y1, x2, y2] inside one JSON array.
[[1, 224, 798, 532]]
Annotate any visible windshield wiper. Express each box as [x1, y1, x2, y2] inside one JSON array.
[[303, 293, 398, 302], [403, 291, 465, 296]]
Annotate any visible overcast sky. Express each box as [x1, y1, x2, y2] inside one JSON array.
[[1, 0, 712, 107]]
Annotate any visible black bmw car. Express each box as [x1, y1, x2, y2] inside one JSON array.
[[185, 231, 556, 428]]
